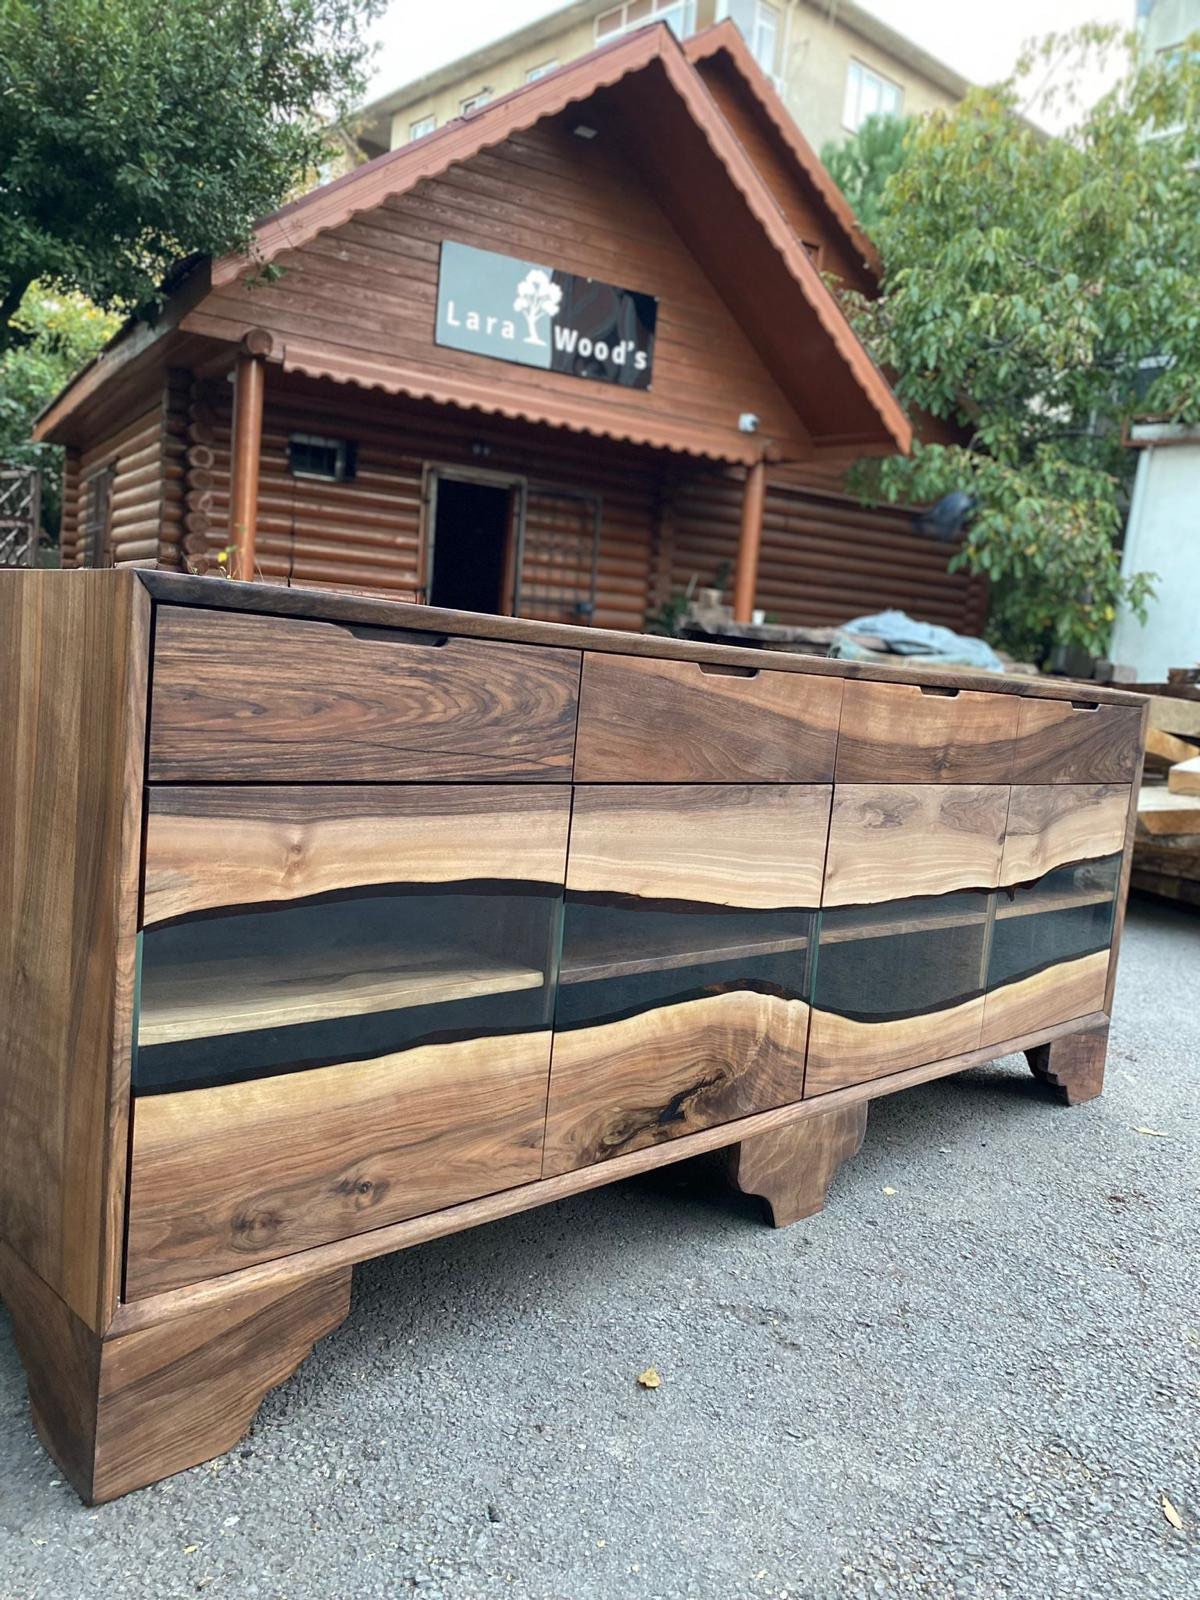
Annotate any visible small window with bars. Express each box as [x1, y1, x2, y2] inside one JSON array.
[[287, 434, 357, 482]]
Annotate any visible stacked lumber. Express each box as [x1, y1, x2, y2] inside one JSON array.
[[1133, 670, 1200, 907]]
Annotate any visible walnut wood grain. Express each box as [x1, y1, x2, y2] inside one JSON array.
[[979, 949, 1110, 1047], [723, 1102, 868, 1226], [148, 604, 581, 782], [0, 570, 149, 1332], [126, 1030, 551, 1296], [567, 784, 831, 909], [542, 991, 810, 1176], [821, 784, 1008, 907], [134, 576, 1145, 707], [999, 784, 1130, 885], [0, 1238, 349, 1503], [804, 995, 986, 1095], [143, 785, 571, 926], [834, 681, 1019, 783], [138, 943, 544, 1045], [1010, 699, 1143, 784], [574, 652, 842, 781], [1025, 1023, 1109, 1105]]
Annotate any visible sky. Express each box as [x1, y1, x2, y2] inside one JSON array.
[[366, 0, 1135, 108]]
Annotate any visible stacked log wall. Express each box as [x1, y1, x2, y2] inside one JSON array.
[[669, 472, 989, 637]]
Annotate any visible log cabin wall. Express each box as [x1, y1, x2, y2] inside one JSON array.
[[173, 370, 664, 632], [668, 471, 989, 635], [60, 390, 183, 571], [159, 366, 982, 637], [59, 449, 82, 567]]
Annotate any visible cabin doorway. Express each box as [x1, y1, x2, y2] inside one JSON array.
[[426, 470, 523, 615]]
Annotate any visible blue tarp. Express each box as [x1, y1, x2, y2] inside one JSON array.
[[829, 609, 1004, 672]]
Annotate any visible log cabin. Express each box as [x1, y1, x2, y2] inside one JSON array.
[[33, 20, 986, 637]]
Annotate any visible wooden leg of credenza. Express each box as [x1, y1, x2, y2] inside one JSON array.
[[1025, 1023, 1109, 1105], [723, 1103, 869, 1227], [0, 1242, 351, 1503]]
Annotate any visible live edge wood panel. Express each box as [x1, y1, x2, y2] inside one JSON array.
[[542, 784, 829, 1176], [126, 785, 571, 1296]]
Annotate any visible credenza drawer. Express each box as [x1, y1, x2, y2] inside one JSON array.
[[1010, 699, 1143, 784], [574, 653, 842, 781], [834, 681, 1018, 783], [148, 605, 581, 781]]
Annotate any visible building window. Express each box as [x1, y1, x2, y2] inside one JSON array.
[[288, 434, 357, 483], [843, 59, 904, 132], [595, 1, 696, 45], [81, 464, 115, 568], [409, 114, 435, 140], [526, 60, 558, 82], [460, 88, 492, 115], [750, 2, 779, 75]]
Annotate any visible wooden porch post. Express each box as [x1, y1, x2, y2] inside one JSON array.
[[732, 457, 766, 623], [229, 333, 269, 582]]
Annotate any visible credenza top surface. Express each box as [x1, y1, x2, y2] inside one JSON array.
[[128, 570, 1144, 709]]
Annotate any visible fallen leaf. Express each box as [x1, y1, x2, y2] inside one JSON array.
[[183, 1545, 199, 1555], [636, 1367, 661, 1389], [1162, 1492, 1184, 1531], [882, 1186, 897, 1196], [1133, 1126, 1169, 1137]]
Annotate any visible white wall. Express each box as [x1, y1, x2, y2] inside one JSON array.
[[1110, 428, 1200, 679]]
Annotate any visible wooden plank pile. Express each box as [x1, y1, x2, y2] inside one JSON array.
[[1133, 668, 1200, 908]]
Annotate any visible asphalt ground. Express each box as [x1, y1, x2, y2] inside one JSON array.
[[1, 893, 1197, 1599]]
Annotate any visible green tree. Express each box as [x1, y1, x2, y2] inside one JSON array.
[[820, 113, 912, 238], [0, 0, 383, 350], [836, 31, 1200, 662], [0, 285, 121, 539]]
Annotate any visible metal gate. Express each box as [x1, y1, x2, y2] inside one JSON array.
[[514, 485, 601, 625]]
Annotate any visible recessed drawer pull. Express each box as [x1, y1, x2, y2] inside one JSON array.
[[339, 624, 449, 647], [1070, 699, 1100, 712], [698, 662, 759, 679], [918, 684, 960, 697]]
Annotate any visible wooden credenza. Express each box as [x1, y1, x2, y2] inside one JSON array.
[[0, 571, 1146, 1501]]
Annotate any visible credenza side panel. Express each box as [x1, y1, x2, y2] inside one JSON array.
[[0, 571, 149, 1332]]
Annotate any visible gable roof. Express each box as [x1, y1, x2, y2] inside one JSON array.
[[683, 23, 881, 283], [37, 21, 910, 460]]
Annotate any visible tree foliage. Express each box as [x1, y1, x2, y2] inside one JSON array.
[[820, 113, 912, 238], [833, 30, 1200, 662], [0, 0, 383, 349], [0, 285, 120, 535]]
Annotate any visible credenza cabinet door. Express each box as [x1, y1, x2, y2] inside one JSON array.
[[125, 786, 571, 1298], [805, 784, 1008, 1095], [542, 784, 830, 1176], [979, 785, 1128, 1045]]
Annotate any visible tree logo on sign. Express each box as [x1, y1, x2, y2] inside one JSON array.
[[514, 267, 562, 347]]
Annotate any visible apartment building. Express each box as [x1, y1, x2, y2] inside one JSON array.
[[352, 0, 968, 163]]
